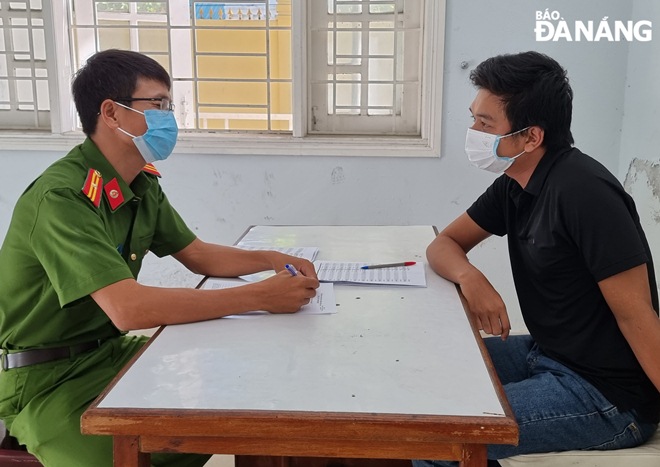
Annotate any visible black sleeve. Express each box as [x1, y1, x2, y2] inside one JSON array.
[[466, 175, 510, 237], [559, 168, 649, 282]]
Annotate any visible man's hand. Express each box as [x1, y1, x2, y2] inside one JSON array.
[[253, 270, 320, 313], [459, 270, 511, 340], [426, 213, 511, 340], [267, 252, 319, 280]]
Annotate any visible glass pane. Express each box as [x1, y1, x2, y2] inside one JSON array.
[[11, 24, 30, 53], [137, 2, 166, 14], [137, 25, 169, 53], [16, 79, 33, 103], [96, 2, 129, 13], [198, 81, 268, 106], [269, 29, 291, 80], [97, 26, 131, 50], [270, 82, 292, 116], [336, 30, 361, 56], [0, 80, 9, 101], [335, 1, 362, 15], [337, 73, 360, 81], [369, 30, 394, 55], [36, 78, 49, 110], [368, 58, 394, 81], [367, 83, 393, 112], [196, 30, 267, 54], [197, 55, 268, 80], [0, 55, 7, 77], [336, 82, 360, 107], [370, 3, 395, 14], [65, 0, 293, 132]]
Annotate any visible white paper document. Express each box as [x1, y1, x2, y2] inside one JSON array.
[[314, 261, 427, 287], [201, 278, 336, 317]]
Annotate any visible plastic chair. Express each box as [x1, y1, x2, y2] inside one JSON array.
[[499, 427, 660, 467]]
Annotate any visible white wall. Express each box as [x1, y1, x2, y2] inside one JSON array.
[[620, 1, 660, 292], [1, 0, 658, 332]]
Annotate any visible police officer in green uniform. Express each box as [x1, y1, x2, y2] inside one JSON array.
[[0, 49, 319, 467]]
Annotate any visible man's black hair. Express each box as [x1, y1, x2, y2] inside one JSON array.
[[71, 49, 171, 136], [470, 51, 574, 152]]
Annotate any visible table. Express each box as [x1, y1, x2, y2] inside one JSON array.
[[81, 225, 518, 467]]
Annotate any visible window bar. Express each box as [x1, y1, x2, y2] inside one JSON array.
[[26, 4, 40, 127], [360, 15, 368, 118], [191, 2, 201, 130], [392, 1, 400, 132], [265, 1, 272, 131], [331, 3, 337, 130]]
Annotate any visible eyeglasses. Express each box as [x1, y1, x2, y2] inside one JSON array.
[[114, 97, 174, 112]]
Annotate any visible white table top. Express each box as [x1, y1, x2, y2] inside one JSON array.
[[99, 225, 505, 418]]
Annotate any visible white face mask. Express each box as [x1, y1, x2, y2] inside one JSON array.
[[464, 127, 529, 173]]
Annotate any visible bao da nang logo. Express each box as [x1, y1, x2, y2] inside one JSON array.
[[535, 9, 652, 42]]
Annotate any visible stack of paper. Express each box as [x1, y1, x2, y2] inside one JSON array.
[[313, 261, 426, 287]]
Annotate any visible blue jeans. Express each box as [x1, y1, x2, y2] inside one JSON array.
[[413, 335, 658, 467]]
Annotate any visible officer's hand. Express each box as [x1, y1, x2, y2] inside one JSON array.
[[254, 270, 320, 313], [267, 253, 318, 280]]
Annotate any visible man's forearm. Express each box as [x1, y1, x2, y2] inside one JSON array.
[[617, 309, 660, 393], [426, 235, 482, 285]]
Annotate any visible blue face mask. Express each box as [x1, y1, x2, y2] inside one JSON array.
[[115, 102, 178, 163]]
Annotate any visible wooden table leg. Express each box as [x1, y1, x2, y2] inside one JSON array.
[[114, 436, 150, 467], [459, 444, 487, 467]]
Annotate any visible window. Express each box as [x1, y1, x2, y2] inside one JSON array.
[[0, 0, 445, 157], [0, 0, 50, 129]]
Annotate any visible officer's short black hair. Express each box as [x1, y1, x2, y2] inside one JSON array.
[[72, 49, 171, 136], [470, 51, 574, 152]]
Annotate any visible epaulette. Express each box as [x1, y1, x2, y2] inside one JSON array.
[[142, 163, 161, 177], [82, 169, 103, 208]]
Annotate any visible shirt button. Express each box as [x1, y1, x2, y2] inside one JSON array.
[[130, 253, 137, 261]]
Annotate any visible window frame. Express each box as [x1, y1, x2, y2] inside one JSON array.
[[0, 0, 445, 158]]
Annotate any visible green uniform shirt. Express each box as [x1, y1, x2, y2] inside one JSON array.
[[0, 138, 196, 351]]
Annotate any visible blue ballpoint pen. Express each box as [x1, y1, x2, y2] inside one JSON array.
[[285, 264, 298, 276]]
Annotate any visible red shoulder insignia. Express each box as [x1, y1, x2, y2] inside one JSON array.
[[82, 169, 103, 208], [142, 163, 161, 177], [104, 178, 125, 211]]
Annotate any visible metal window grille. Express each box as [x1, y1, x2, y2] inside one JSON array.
[[68, 0, 292, 133], [2, 0, 433, 140], [309, 0, 422, 135], [0, 0, 51, 130]]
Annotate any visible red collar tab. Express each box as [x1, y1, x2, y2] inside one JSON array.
[[82, 168, 103, 208], [142, 163, 161, 177], [104, 178, 125, 211]]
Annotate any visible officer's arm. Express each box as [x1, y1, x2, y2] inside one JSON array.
[[91, 272, 318, 331], [172, 238, 317, 279]]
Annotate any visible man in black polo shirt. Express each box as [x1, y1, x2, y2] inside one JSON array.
[[415, 51, 659, 466]]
